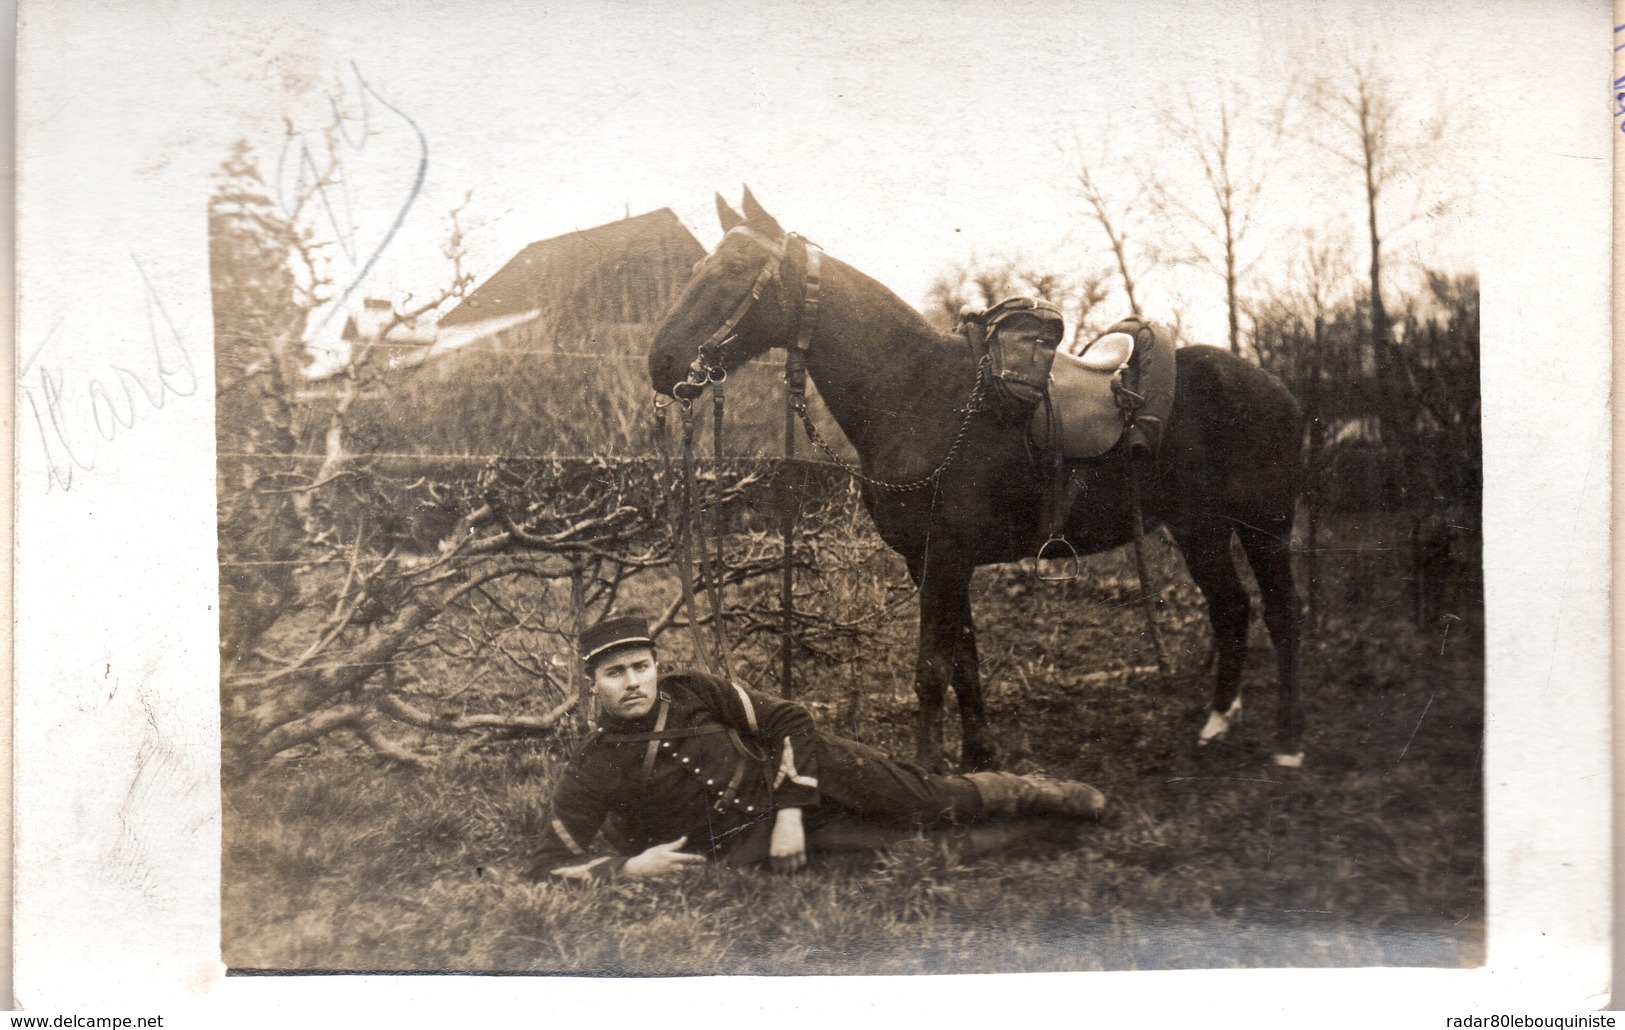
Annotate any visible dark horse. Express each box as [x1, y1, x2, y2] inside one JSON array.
[[649, 190, 1304, 771]]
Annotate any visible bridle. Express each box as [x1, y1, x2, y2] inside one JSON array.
[[653, 227, 822, 686], [665, 226, 818, 406]]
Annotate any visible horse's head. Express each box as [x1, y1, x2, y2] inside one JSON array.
[[649, 188, 805, 397]]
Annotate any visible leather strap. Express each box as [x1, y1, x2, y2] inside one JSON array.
[[784, 237, 821, 397], [793, 242, 821, 357], [1038, 395, 1083, 543], [601, 723, 729, 744], [960, 318, 988, 366], [639, 700, 669, 779], [720, 752, 749, 805]]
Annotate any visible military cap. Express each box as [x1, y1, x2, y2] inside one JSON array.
[[579, 614, 654, 666]]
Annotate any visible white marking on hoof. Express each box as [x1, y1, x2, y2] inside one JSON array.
[[1272, 752, 1305, 768], [1197, 699, 1243, 745]]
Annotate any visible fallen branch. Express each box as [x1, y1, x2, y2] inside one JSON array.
[[377, 692, 578, 736]]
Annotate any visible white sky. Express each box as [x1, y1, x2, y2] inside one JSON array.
[[22, 0, 1479, 363]]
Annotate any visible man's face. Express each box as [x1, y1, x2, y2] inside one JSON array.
[[591, 646, 659, 720]]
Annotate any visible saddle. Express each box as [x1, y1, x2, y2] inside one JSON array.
[[962, 306, 1175, 580], [961, 303, 1166, 461], [1027, 330, 1137, 460]]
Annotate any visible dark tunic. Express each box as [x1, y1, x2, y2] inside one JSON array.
[[529, 672, 978, 880]]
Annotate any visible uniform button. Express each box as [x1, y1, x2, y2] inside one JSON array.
[[662, 742, 671, 749], [707, 779, 715, 786], [746, 806, 755, 812], [680, 757, 689, 764]]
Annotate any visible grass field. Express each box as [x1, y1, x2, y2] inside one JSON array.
[[222, 511, 1483, 975]]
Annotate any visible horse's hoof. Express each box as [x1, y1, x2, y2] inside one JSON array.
[[1272, 752, 1305, 768], [1197, 709, 1231, 744], [1197, 699, 1243, 745]]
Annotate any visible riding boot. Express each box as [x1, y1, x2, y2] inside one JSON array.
[[963, 772, 1108, 821]]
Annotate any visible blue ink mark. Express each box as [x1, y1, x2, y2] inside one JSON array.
[[277, 62, 428, 341], [21, 257, 198, 492]]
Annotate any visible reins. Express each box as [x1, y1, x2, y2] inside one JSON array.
[[660, 230, 794, 684]]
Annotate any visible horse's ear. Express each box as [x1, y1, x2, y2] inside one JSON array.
[[716, 193, 745, 233], [739, 185, 785, 238]]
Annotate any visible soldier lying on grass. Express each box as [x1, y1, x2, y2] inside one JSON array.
[[529, 614, 1108, 881]]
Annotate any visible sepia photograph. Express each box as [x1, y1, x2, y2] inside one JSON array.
[[11, 0, 1610, 1015], [211, 1, 1483, 976]]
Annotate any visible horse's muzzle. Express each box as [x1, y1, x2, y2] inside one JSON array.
[[648, 351, 679, 395]]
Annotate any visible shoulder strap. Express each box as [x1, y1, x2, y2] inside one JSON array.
[[641, 700, 668, 780], [730, 681, 759, 734]]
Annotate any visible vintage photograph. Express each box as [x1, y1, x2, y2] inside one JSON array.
[[16, 0, 1615, 1009], [201, 1, 1494, 978], [208, 3, 1489, 976]]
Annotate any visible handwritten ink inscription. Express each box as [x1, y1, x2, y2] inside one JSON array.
[[279, 61, 428, 344], [1615, 26, 1625, 132], [21, 257, 199, 492], [21, 63, 426, 493]]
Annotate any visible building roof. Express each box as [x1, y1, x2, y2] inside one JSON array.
[[440, 207, 704, 328], [341, 300, 439, 346]]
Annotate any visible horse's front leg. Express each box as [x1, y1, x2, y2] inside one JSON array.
[[916, 558, 992, 772], [913, 583, 956, 774], [949, 590, 997, 772]]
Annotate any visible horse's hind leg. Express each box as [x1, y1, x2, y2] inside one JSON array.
[[1170, 520, 1251, 746], [1236, 519, 1304, 765]]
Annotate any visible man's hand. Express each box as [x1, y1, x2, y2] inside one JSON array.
[[770, 807, 807, 874], [621, 836, 707, 879]]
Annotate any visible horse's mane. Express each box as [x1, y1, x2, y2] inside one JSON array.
[[819, 251, 962, 359]]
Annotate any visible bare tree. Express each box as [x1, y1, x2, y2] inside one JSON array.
[[213, 144, 896, 765], [1250, 226, 1352, 625], [1069, 140, 1160, 315], [308, 193, 477, 491], [1153, 86, 1289, 356], [1306, 55, 1450, 448], [924, 251, 1083, 324]]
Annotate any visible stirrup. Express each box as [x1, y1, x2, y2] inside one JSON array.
[[1034, 535, 1080, 582]]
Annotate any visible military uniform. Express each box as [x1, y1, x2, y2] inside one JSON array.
[[528, 671, 983, 881]]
